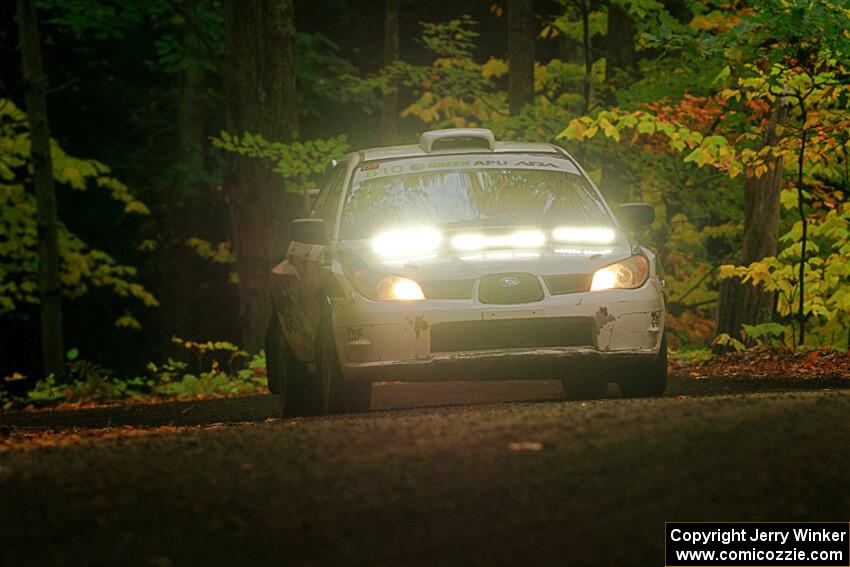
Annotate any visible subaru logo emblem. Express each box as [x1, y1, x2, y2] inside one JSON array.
[[499, 276, 521, 288]]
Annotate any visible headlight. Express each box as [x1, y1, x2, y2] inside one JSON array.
[[376, 276, 425, 300], [590, 255, 649, 291], [352, 271, 425, 301]]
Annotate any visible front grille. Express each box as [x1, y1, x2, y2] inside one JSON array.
[[478, 273, 544, 304], [430, 317, 594, 353], [543, 274, 592, 295], [420, 280, 474, 300]]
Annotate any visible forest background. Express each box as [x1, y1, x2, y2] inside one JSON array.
[[1, 0, 849, 404]]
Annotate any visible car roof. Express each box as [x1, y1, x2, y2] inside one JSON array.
[[354, 141, 565, 162], [348, 128, 572, 165]]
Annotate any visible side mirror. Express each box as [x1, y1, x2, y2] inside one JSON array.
[[617, 203, 655, 229], [290, 218, 327, 245]]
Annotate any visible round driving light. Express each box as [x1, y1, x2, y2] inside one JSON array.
[[391, 278, 425, 300], [591, 267, 618, 291]]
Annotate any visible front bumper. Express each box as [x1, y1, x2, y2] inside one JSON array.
[[333, 278, 665, 383]]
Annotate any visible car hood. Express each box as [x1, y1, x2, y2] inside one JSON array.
[[337, 234, 635, 281]]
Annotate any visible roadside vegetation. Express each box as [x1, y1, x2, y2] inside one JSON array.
[[1, 0, 849, 410], [1, 339, 267, 411]]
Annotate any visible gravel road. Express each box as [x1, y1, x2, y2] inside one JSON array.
[[2, 376, 849, 566]]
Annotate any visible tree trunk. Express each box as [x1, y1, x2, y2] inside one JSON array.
[[601, 0, 635, 204], [581, 0, 593, 113], [224, 0, 299, 352], [16, 0, 65, 380], [160, 15, 208, 355], [508, 0, 535, 116], [380, 0, 400, 145], [714, 166, 783, 340], [794, 110, 809, 346], [715, 107, 785, 343], [605, 1, 636, 93]]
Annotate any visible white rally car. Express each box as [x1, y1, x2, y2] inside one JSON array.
[[265, 128, 666, 415]]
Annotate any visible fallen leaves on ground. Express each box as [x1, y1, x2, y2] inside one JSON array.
[[508, 441, 543, 451], [0, 422, 255, 453], [671, 348, 850, 381], [7, 390, 265, 415]]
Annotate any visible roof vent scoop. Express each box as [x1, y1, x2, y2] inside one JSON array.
[[418, 128, 496, 153]]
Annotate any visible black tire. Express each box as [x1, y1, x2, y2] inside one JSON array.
[[315, 305, 372, 414], [265, 313, 310, 417], [264, 314, 282, 395], [561, 372, 608, 401], [617, 336, 668, 398]]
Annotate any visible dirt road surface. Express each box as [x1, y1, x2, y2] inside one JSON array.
[[2, 376, 849, 566]]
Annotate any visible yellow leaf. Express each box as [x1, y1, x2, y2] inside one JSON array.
[[718, 264, 739, 279], [115, 312, 142, 330], [600, 119, 620, 142], [727, 161, 742, 178], [4, 372, 27, 382], [481, 57, 508, 80], [62, 166, 86, 190], [124, 200, 150, 215], [558, 120, 585, 139]]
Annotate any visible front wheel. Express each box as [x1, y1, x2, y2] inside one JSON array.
[[617, 336, 668, 398], [265, 313, 310, 417], [315, 305, 372, 414]]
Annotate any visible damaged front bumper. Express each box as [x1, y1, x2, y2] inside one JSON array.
[[332, 278, 665, 383]]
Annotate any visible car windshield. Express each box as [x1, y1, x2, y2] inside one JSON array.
[[340, 166, 611, 240]]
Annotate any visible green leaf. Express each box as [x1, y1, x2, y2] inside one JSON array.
[[636, 120, 656, 135]]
